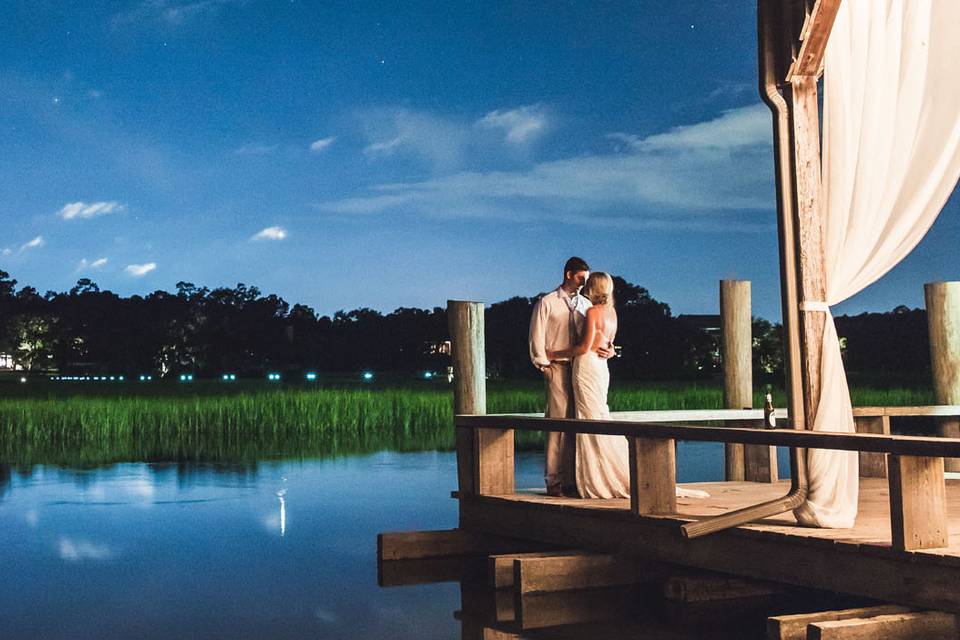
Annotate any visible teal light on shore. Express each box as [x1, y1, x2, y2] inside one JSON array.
[[305, 372, 317, 381], [362, 371, 374, 381], [423, 371, 433, 379], [267, 373, 281, 381]]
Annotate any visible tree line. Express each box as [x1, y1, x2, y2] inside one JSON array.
[[0, 270, 931, 380]]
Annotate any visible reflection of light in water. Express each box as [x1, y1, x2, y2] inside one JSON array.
[[277, 480, 287, 538]]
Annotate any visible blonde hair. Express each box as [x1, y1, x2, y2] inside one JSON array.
[[582, 272, 614, 306]]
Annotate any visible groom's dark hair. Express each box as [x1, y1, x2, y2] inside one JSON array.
[[563, 256, 590, 274]]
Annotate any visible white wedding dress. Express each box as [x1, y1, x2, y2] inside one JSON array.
[[572, 350, 709, 501]]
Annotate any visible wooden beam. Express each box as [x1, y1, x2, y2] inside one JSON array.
[[721, 279, 752, 481], [789, 75, 828, 432], [807, 611, 959, 640], [457, 414, 960, 458], [888, 455, 949, 551], [663, 573, 783, 603], [378, 556, 485, 588], [448, 300, 514, 496], [513, 586, 637, 631], [512, 553, 647, 594], [767, 605, 912, 640], [926, 282, 960, 472], [488, 551, 578, 589], [629, 436, 677, 515], [854, 416, 890, 478], [378, 529, 547, 561], [786, 0, 842, 80]]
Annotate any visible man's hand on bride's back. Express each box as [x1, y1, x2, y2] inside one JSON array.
[[597, 343, 616, 359]]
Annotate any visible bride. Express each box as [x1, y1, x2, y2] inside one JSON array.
[[548, 272, 708, 501]]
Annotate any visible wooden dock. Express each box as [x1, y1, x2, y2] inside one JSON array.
[[458, 477, 960, 613]]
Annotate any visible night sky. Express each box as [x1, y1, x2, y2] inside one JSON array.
[[2, 1, 957, 321]]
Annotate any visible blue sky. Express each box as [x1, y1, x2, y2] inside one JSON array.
[[1, 0, 957, 320]]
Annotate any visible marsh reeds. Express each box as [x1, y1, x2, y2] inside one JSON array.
[[0, 381, 934, 466]]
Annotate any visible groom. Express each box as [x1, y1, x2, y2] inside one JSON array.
[[529, 256, 614, 497]]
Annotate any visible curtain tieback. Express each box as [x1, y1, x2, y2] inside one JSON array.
[[799, 300, 831, 312]]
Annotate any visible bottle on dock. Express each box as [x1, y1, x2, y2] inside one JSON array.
[[763, 392, 777, 429]]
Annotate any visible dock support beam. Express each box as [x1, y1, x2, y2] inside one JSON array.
[[855, 415, 890, 478], [888, 454, 949, 551], [629, 437, 676, 515], [721, 279, 776, 482], [925, 282, 960, 472], [448, 300, 513, 497]]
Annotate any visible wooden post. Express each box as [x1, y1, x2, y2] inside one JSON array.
[[721, 279, 776, 482], [448, 300, 514, 496], [855, 415, 890, 478], [720, 279, 749, 481], [888, 454, 949, 551], [925, 282, 960, 472], [629, 437, 676, 515], [790, 76, 829, 433]]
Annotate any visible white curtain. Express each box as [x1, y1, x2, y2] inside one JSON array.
[[794, 0, 960, 528]]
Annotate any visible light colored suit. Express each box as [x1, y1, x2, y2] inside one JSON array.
[[529, 287, 591, 491]]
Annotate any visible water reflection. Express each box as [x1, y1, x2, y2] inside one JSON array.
[[379, 556, 869, 639]]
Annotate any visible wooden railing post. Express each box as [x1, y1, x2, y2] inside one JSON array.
[[629, 437, 676, 515], [888, 454, 949, 550], [855, 414, 890, 478], [721, 280, 776, 482], [925, 282, 960, 472], [448, 300, 513, 496]]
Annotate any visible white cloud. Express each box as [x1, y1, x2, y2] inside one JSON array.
[[58, 201, 124, 220], [360, 109, 468, 171], [125, 262, 156, 277], [114, 0, 250, 28], [58, 537, 112, 562], [309, 137, 336, 153], [2, 248, 11, 257], [476, 104, 549, 144], [630, 103, 770, 151], [234, 143, 278, 156], [20, 236, 44, 252], [76, 257, 108, 273], [320, 104, 774, 232], [251, 226, 287, 241]]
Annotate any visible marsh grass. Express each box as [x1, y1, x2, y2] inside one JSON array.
[[0, 380, 935, 466]]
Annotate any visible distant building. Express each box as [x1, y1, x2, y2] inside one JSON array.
[[676, 314, 722, 339], [0, 353, 22, 371]]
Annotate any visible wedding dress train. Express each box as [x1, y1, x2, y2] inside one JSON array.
[[573, 351, 708, 500]]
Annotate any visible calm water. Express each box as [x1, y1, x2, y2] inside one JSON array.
[[0, 444, 790, 639]]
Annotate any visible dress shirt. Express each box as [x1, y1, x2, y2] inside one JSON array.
[[529, 286, 592, 369]]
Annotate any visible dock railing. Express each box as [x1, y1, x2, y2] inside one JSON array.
[[455, 408, 960, 552]]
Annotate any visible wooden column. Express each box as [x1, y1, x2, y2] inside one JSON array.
[[888, 454, 949, 551], [789, 76, 829, 433], [925, 282, 960, 471], [628, 437, 676, 515], [448, 300, 513, 496], [720, 279, 749, 481], [721, 280, 776, 482], [854, 415, 890, 478]]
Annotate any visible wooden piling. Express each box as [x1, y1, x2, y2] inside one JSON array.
[[629, 437, 677, 515], [721, 280, 775, 482], [925, 282, 960, 472], [448, 300, 514, 496], [854, 415, 890, 478], [888, 454, 949, 551]]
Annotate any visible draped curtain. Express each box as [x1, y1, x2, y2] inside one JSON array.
[[794, 0, 960, 528]]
